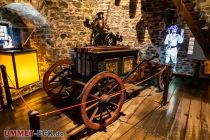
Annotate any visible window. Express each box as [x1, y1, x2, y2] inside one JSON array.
[[0, 22, 13, 49]]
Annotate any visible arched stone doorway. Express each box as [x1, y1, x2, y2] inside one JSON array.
[[0, 2, 54, 98], [0, 2, 54, 80]]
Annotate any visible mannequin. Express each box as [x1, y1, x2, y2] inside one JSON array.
[[164, 25, 184, 72]]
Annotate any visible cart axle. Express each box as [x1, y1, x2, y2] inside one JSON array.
[[100, 94, 111, 103]]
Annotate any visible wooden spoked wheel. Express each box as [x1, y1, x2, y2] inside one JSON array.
[[43, 59, 73, 99], [81, 71, 125, 130], [157, 70, 166, 91]]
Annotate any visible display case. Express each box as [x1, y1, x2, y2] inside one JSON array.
[[0, 20, 34, 50], [0, 21, 13, 49]]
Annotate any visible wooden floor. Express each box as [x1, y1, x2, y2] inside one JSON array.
[[0, 76, 210, 140]]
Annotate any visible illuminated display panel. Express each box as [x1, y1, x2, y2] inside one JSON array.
[[0, 50, 39, 88], [0, 53, 16, 88], [15, 51, 39, 88]]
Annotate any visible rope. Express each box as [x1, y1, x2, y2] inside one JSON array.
[[125, 66, 166, 87], [36, 66, 167, 117], [36, 90, 125, 117], [5, 71, 32, 111], [37, 98, 99, 117], [1, 63, 166, 118]]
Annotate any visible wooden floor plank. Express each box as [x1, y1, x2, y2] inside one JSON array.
[[85, 86, 155, 140], [1, 76, 210, 140], [85, 120, 121, 140], [132, 128, 147, 140], [185, 89, 202, 140], [136, 104, 162, 134], [144, 133, 165, 140], [107, 87, 154, 140], [105, 80, 175, 140], [126, 87, 162, 125], [97, 85, 155, 140], [108, 122, 134, 140], [127, 98, 160, 125], [153, 87, 184, 138], [41, 113, 73, 131], [166, 80, 177, 102], [15, 95, 50, 112], [168, 88, 191, 140], [115, 126, 137, 140], [116, 127, 153, 140], [134, 85, 177, 140], [120, 86, 155, 122], [200, 89, 210, 140]]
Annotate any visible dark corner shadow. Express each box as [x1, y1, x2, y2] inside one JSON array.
[[53, 95, 100, 140], [51, 84, 85, 125], [125, 82, 151, 100], [115, 0, 121, 6], [125, 80, 159, 100], [68, 83, 154, 139], [52, 97, 83, 124], [68, 127, 97, 140], [116, 0, 139, 19], [138, 0, 183, 62], [140, 0, 175, 45], [136, 18, 145, 43], [51, 80, 163, 139], [129, 0, 139, 19]]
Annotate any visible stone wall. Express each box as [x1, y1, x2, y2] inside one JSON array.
[[0, 0, 200, 100], [0, 2, 52, 99], [0, 0, 155, 80], [93, 0, 199, 75], [43, 0, 95, 59], [0, 1, 50, 78], [140, 0, 199, 75]]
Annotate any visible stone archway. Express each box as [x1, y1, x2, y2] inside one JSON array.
[[0, 0, 46, 14], [0, 2, 54, 80]]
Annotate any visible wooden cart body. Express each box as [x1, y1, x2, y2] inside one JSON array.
[[43, 46, 170, 130], [71, 46, 139, 81]]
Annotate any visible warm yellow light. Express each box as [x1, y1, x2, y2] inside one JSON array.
[[0, 53, 16, 88], [0, 50, 39, 88], [15, 51, 39, 88]]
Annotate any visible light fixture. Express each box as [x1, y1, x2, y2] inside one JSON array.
[[0, 49, 39, 88]]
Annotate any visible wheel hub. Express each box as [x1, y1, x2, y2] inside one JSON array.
[[61, 77, 71, 86], [100, 94, 111, 103]]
